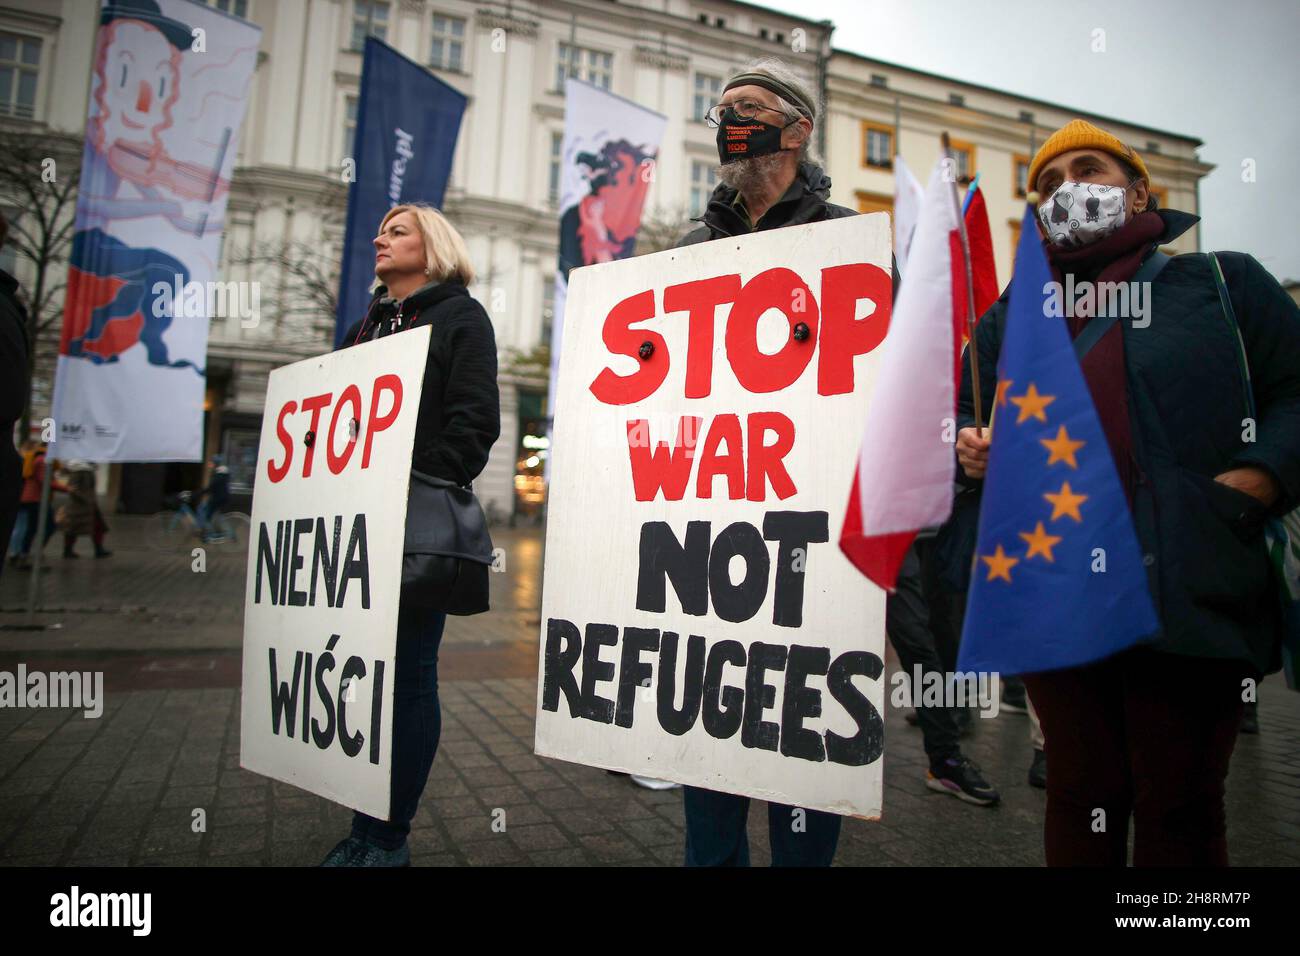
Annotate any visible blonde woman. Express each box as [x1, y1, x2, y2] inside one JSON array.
[[322, 204, 500, 866]]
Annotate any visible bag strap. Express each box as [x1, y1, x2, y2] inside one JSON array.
[[1072, 251, 1171, 361], [1208, 252, 1257, 421]]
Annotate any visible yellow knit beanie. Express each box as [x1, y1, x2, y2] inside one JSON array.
[[1028, 119, 1150, 195]]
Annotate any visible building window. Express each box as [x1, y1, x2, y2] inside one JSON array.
[[870, 73, 888, 88], [715, 17, 726, 28], [1146, 140, 1161, 153], [861, 121, 893, 169], [1013, 153, 1030, 198], [948, 93, 965, 107], [548, 130, 563, 204], [341, 94, 359, 162], [209, 0, 249, 17], [693, 72, 721, 122], [430, 12, 465, 71], [948, 138, 975, 185], [350, 0, 389, 51], [0, 32, 41, 120], [759, 28, 769, 40], [690, 160, 719, 218], [556, 42, 612, 92], [1019, 109, 1034, 124], [774, 31, 784, 44], [856, 191, 893, 217]]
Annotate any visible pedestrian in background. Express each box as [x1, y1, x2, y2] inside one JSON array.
[[62, 460, 111, 559], [319, 203, 500, 867], [10, 444, 67, 570]]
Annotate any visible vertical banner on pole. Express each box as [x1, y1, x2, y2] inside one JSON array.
[[545, 79, 667, 483], [51, 0, 260, 462], [333, 37, 467, 347]]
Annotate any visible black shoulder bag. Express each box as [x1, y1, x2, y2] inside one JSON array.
[[401, 469, 495, 615]]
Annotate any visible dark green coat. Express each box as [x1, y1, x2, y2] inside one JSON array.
[[958, 210, 1300, 675]]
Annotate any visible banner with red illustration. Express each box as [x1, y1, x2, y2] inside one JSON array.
[[51, 0, 260, 461]]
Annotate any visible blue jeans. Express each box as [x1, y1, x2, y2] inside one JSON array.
[[683, 786, 842, 866], [349, 602, 447, 850]]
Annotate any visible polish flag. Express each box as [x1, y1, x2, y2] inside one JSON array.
[[892, 153, 925, 278], [964, 185, 1000, 321], [839, 160, 968, 591]]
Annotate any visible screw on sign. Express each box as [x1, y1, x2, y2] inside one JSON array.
[[265, 373, 404, 481]]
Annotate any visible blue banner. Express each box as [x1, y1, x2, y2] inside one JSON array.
[[334, 37, 466, 347]]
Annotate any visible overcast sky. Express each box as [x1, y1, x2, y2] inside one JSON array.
[[757, 0, 1300, 282]]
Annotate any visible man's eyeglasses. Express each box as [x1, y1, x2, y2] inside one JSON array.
[[704, 98, 791, 128]]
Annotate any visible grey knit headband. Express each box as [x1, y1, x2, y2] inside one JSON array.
[[722, 73, 816, 123]]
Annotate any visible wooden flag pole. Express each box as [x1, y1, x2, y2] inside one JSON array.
[[942, 131, 984, 430]]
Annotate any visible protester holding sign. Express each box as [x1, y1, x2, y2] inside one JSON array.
[[319, 204, 500, 866], [957, 119, 1300, 866], [675, 60, 859, 867]]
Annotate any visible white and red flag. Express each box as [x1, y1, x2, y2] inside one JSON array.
[[839, 160, 968, 590]]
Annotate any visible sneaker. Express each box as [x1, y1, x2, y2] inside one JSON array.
[[1028, 749, 1047, 789], [1239, 702, 1259, 735], [926, 755, 1000, 806], [319, 837, 365, 866], [349, 841, 410, 867], [1000, 677, 1029, 714], [629, 775, 681, 791]]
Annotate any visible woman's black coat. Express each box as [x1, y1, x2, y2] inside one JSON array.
[[339, 281, 500, 487]]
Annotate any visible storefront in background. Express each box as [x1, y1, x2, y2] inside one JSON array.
[[514, 389, 547, 522]]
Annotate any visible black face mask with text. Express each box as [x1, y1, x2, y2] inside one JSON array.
[[716, 108, 794, 165]]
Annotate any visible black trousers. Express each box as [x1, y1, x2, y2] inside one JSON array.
[[885, 538, 965, 764]]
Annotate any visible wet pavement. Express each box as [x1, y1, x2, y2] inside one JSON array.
[[1, 517, 1298, 866]]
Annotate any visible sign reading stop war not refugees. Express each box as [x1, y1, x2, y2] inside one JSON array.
[[241, 328, 429, 819], [537, 215, 893, 817]]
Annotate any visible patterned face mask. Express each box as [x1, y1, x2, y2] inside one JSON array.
[[1036, 180, 1135, 248]]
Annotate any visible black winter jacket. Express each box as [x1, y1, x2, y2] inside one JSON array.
[[957, 209, 1300, 675], [339, 281, 500, 487], [676, 161, 858, 246]]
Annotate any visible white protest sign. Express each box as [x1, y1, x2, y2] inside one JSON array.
[[240, 327, 429, 818], [536, 214, 892, 818]]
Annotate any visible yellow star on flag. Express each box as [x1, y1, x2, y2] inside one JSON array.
[[980, 544, 1020, 583], [1010, 383, 1055, 424], [1044, 481, 1088, 522], [1040, 425, 1085, 468], [995, 378, 1015, 409], [1019, 521, 1063, 561]]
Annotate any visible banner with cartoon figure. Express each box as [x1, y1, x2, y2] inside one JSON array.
[[546, 80, 667, 434], [51, 0, 260, 461]]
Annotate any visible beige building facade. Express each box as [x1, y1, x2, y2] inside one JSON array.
[[1, 0, 1211, 517]]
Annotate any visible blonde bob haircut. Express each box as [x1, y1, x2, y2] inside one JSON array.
[[374, 202, 476, 288]]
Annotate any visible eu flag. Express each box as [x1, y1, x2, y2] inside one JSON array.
[[956, 207, 1159, 676]]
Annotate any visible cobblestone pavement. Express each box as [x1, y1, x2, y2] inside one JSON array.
[[1, 518, 1298, 866]]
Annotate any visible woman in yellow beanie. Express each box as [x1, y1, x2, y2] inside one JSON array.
[[956, 118, 1300, 866]]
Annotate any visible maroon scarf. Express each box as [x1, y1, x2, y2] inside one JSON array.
[[1046, 211, 1165, 504]]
